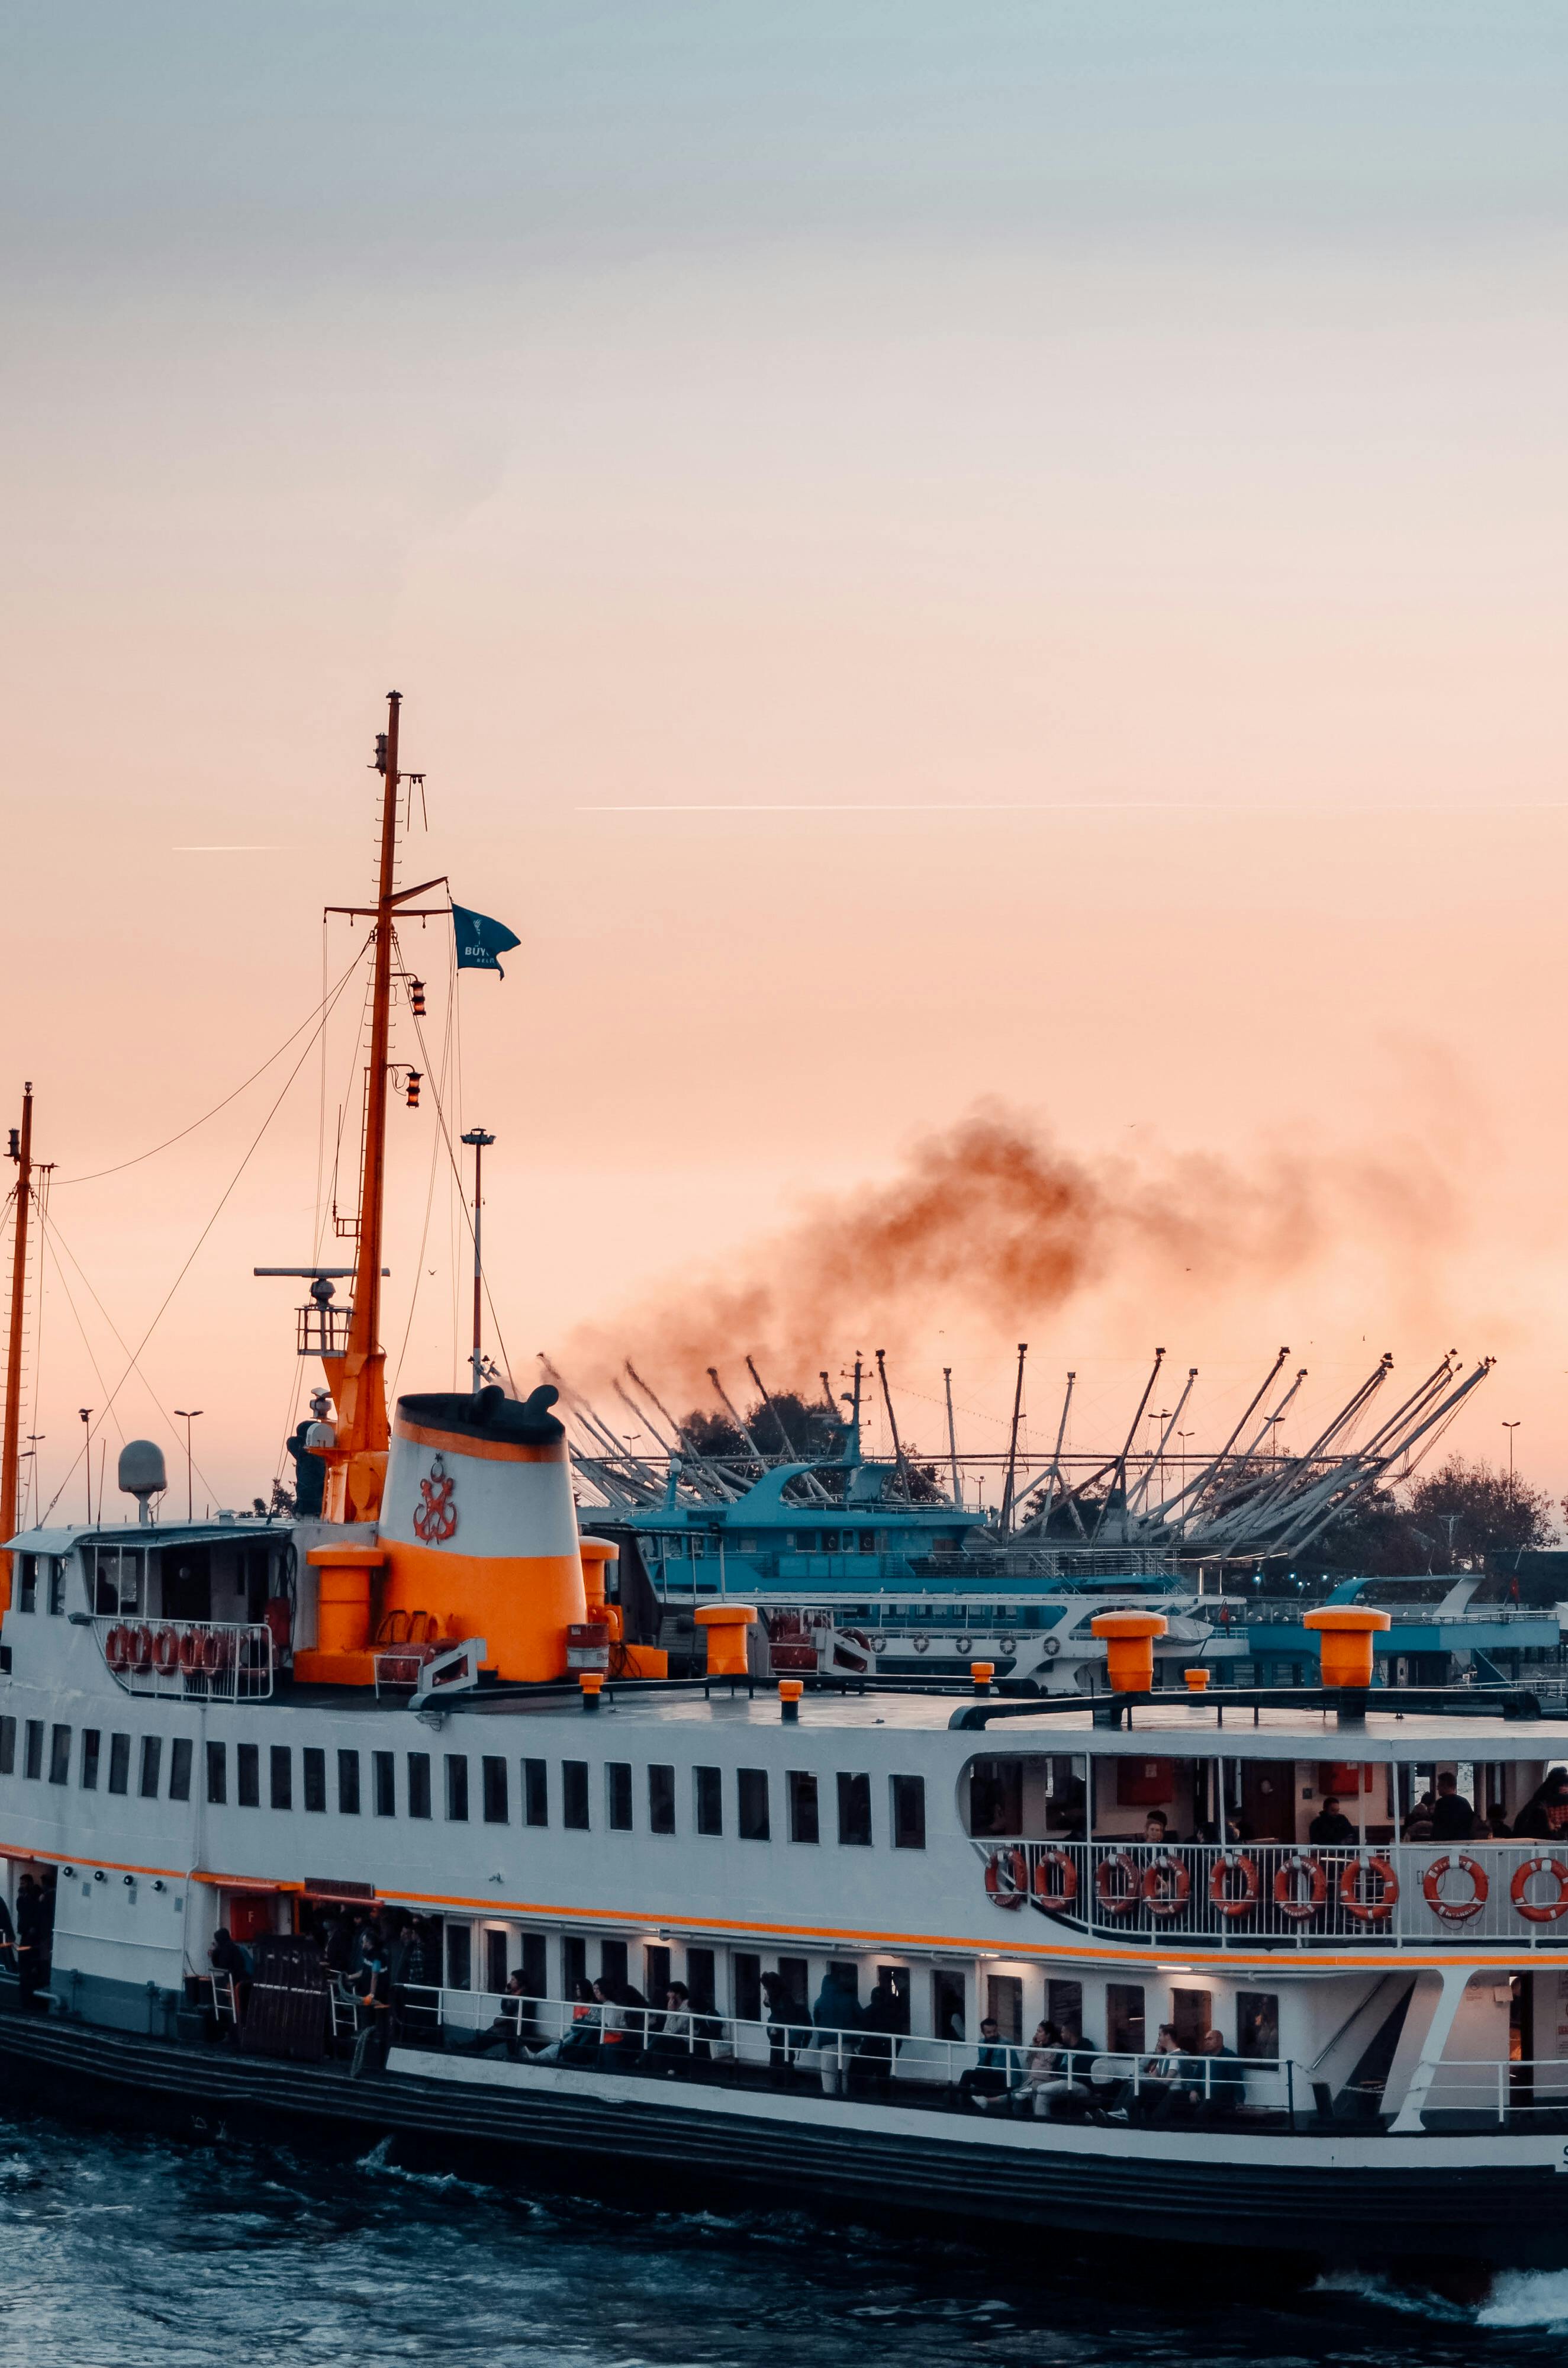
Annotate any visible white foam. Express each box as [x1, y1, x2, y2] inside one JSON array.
[[1477, 2270, 1568, 2329]]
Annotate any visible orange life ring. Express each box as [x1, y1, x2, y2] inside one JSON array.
[[128, 1623, 154, 1672], [1142, 1852, 1192, 1917], [1423, 1852, 1489, 1923], [1273, 1853, 1326, 1920], [984, 1846, 1028, 1910], [1340, 1853, 1399, 1923], [104, 1623, 132, 1672], [1511, 1857, 1568, 1924], [178, 1627, 202, 1672], [1032, 1847, 1079, 1910], [199, 1628, 234, 1675], [1094, 1851, 1142, 1917], [1209, 1852, 1260, 1918], [152, 1625, 180, 1675]]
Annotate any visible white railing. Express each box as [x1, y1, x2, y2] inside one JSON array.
[[94, 1617, 274, 1701], [1422, 2060, 1568, 2122], [974, 1838, 1568, 1949]]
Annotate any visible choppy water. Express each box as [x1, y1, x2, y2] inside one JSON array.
[[2, 2102, 1568, 2367]]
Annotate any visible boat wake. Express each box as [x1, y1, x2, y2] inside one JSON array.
[[1314, 2266, 1568, 2333], [1476, 2272, 1568, 2331]]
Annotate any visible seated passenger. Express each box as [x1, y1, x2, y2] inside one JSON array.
[[1129, 2024, 1184, 2124], [596, 1976, 646, 2066], [1515, 1769, 1568, 1839], [1000, 2020, 1060, 2115], [956, 2017, 1010, 2109], [1141, 1812, 1170, 1846], [1430, 1772, 1478, 1842], [452, 1971, 529, 2060], [1308, 1795, 1357, 1846], [648, 1982, 694, 2072], [529, 1977, 601, 2065], [1184, 2027, 1245, 2119]]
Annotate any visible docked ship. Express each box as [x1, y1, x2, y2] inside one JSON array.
[[5, 697, 1568, 2268]]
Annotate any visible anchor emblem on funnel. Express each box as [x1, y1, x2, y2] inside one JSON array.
[[413, 1452, 458, 1543]]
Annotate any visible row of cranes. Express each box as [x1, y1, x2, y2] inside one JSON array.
[[545, 1341, 1495, 1565]]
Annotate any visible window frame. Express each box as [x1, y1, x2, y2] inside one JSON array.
[[737, 1767, 770, 1842]]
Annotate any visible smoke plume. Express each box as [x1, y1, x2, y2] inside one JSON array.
[[556, 1104, 1452, 1407]]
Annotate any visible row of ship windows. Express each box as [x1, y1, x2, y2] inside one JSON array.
[[0, 1718, 928, 1846]]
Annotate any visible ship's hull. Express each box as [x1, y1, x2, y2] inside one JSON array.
[[3, 2007, 1567, 2267]]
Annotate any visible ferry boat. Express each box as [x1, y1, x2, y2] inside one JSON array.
[[4, 697, 1568, 2268]]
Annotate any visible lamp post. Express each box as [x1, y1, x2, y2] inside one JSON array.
[[173, 1411, 203, 1523], [1502, 1421, 1520, 1515], [79, 1409, 93, 1524], [459, 1128, 495, 1397]]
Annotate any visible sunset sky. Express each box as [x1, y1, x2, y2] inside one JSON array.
[[4, 4, 1567, 1519]]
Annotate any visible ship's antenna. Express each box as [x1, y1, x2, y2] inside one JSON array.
[[942, 1366, 961, 1509], [874, 1349, 912, 1502], [1, 1083, 36, 1607], [998, 1341, 1028, 1535]]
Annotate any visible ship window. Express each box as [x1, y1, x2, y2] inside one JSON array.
[[237, 1743, 259, 1807], [932, 1969, 965, 2044], [482, 1756, 508, 1824], [407, 1754, 432, 1820], [139, 1737, 161, 1798], [969, 1758, 1022, 1837], [600, 1938, 627, 1990], [1171, 1989, 1211, 2051], [523, 1758, 548, 1826], [733, 1952, 761, 2022], [0, 1717, 13, 1775], [1107, 1984, 1145, 2055], [338, 1751, 360, 1815], [891, 1775, 926, 1849], [1048, 1979, 1083, 2036], [519, 1933, 547, 1999], [685, 1945, 716, 2015], [108, 1732, 130, 1794], [562, 1936, 587, 1993], [81, 1729, 100, 1790], [17, 1556, 36, 1613], [787, 1770, 819, 1844], [206, 1741, 226, 1804], [986, 1975, 1022, 2044], [1238, 1991, 1279, 2060], [269, 1746, 292, 1812], [649, 1764, 675, 1835], [445, 1756, 469, 1822], [738, 1768, 770, 1841], [859, 1532, 875, 1553], [24, 1720, 43, 1780], [446, 1923, 471, 1991], [169, 1738, 192, 1803], [606, 1763, 632, 1830], [94, 1546, 141, 1616], [47, 1559, 64, 1615], [562, 1761, 589, 1829], [694, 1766, 723, 1836], [49, 1725, 71, 1786], [302, 1749, 326, 1813], [645, 1943, 671, 2001], [485, 1928, 508, 1994], [836, 1772, 872, 1846], [372, 1752, 394, 1816]]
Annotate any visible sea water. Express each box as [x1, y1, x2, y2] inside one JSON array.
[[1, 2104, 1567, 2368]]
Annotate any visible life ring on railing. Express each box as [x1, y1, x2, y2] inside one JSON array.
[[1143, 1852, 1192, 1916], [1209, 1852, 1260, 1918], [199, 1629, 235, 1675], [1273, 1854, 1327, 1920], [1511, 1857, 1568, 1924], [178, 1626, 202, 1673], [1424, 1852, 1489, 1923], [128, 1624, 154, 1672], [912, 1635, 930, 1653], [1094, 1851, 1142, 1917], [1340, 1854, 1399, 1923], [984, 1846, 1028, 1910], [104, 1623, 132, 1672], [1032, 1846, 1079, 1910], [152, 1625, 180, 1675]]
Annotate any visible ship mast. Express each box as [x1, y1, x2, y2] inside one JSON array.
[[1, 1084, 34, 1608]]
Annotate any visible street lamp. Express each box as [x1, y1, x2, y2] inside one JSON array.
[[173, 1411, 203, 1523], [459, 1128, 495, 1397], [1502, 1421, 1521, 1512]]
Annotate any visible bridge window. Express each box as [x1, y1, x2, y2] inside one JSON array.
[[302, 1749, 326, 1812], [269, 1746, 292, 1811], [787, 1770, 819, 1843], [169, 1738, 192, 1803], [445, 1756, 469, 1822], [206, 1741, 226, 1804], [17, 1556, 36, 1613], [108, 1732, 130, 1794], [606, 1763, 632, 1830], [47, 1559, 64, 1616], [237, 1743, 259, 1806], [372, 1752, 394, 1816], [649, 1764, 675, 1835], [738, 1769, 770, 1841], [836, 1772, 872, 1845], [970, 1758, 1022, 1836], [49, 1726, 71, 1785], [139, 1737, 161, 1798], [407, 1753, 432, 1820], [523, 1758, 548, 1826], [562, 1761, 590, 1830], [81, 1730, 100, 1790], [482, 1756, 508, 1823], [338, 1751, 361, 1815], [891, 1775, 925, 1849], [694, 1766, 722, 1836]]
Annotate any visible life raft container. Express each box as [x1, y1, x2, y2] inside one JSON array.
[[984, 1846, 1028, 1910], [1273, 1853, 1326, 1920], [1142, 1853, 1191, 1916], [1511, 1857, 1568, 1923], [1209, 1852, 1260, 1918], [1340, 1854, 1399, 1923], [1094, 1851, 1142, 1917], [1421, 1852, 1489, 1923], [1032, 1847, 1079, 1910]]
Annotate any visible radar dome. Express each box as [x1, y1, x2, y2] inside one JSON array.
[[118, 1440, 168, 1503]]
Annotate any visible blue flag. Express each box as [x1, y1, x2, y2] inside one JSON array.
[[452, 903, 521, 977]]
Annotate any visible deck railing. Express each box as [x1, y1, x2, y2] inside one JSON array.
[[93, 1616, 274, 1701], [974, 1838, 1568, 1948]]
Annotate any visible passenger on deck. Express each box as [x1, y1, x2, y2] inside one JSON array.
[[596, 1976, 646, 2066], [1129, 2025, 1184, 2125], [323, 1910, 357, 1977], [761, 1971, 810, 2082], [1431, 1772, 1478, 1842], [453, 1971, 529, 2060], [0, 1891, 15, 1975], [1141, 1812, 1170, 1845], [1514, 1769, 1568, 1839], [813, 1965, 863, 2060], [648, 1982, 694, 2073], [1308, 1796, 1357, 1846], [15, 1875, 49, 2011], [1402, 1793, 1437, 1842], [1185, 2028, 1245, 2121], [999, 2020, 1060, 2115], [528, 1977, 601, 2065], [349, 1942, 392, 2073], [956, 2017, 1010, 2109]]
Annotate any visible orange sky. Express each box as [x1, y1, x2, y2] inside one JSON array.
[[4, 7, 1566, 1520]]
